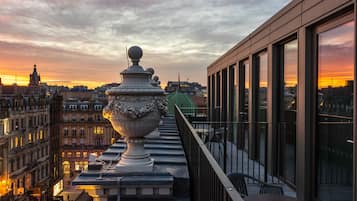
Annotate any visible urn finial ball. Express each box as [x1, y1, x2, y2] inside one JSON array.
[[128, 46, 143, 65]]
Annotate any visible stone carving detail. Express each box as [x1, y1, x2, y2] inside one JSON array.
[[104, 96, 167, 120]]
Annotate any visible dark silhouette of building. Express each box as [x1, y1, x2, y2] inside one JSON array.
[[29, 64, 41, 87]]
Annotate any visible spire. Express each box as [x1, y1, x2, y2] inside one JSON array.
[[29, 64, 40, 87]]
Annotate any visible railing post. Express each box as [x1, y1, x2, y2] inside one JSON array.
[[264, 123, 268, 182], [224, 122, 227, 174]]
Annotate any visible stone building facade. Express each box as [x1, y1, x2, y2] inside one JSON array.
[[0, 95, 51, 200], [60, 92, 118, 189]]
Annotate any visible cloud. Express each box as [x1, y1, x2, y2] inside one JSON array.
[[0, 0, 290, 87]]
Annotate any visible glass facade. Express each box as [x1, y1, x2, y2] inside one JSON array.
[[279, 39, 298, 185], [317, 20, 354, 201], [206, 6, 356, 200], [239, 60, 250, 122], [229, 65, 236, 122], [222, 69, 228, 122], [255, 52, 268, 164]]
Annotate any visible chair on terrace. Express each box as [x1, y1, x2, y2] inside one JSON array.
[[227, 173, 284, 197]]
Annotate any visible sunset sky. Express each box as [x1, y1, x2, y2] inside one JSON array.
[[0, 0, 290, 88]]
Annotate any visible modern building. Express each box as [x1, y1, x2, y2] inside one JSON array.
[[207, 0, 356, 201], [60, 92, 118, 189]]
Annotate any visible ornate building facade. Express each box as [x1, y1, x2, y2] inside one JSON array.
[[60, 92, 118, 189], [0, 95, 51, 200]]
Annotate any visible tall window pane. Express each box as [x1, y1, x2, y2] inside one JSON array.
[[239, 60, 249, 122], [317, 20, 354, 201], [255, 51, 268, 165], [229, 65, 236, 121], [279, 39, 298, 185]]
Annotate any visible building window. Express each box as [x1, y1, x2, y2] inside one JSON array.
[[93, 126, 104, 135], [315, 14, 354, 201], [64, 128, 68, 137], [69, 105, 77, 110], [28, 133, 32, 143], [15, 137, 19, 148], [71, 129, 76, 137], [276, 38, 298, 185], [83, 152, 88, 158], [222, 68, 228, 121], [62, 152, 65, 158], [95, 136, 103, 146], [228, 64, 237, 122], [94, 105, 102, 111], [39, 130, 43, 140], [63, 161, 70, 175], [76, 152, 81, 158], [215, 71, 221, 120], [80, 128, 85, 137], [239, 59, 250, 122], [80, 105, 88, 110], [253, 50, 268, 165], [67, 152, 72, 158], [75, 161, 88, 171]]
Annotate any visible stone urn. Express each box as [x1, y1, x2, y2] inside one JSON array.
[[103, 46, 167, 172]]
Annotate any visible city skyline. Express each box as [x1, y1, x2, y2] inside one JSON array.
[[0, 0, 289, 88]]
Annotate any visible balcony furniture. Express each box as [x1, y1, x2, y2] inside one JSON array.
[[244, 194, 298, 201], [227, 173, 284, 197]]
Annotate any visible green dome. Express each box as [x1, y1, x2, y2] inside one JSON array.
[[167, 91, 196, 114]]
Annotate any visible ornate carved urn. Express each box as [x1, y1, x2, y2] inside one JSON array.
[[103, 46, 167, 172]]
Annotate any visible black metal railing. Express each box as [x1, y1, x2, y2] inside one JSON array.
[[179, 107, 208, 122], [175, 105, 243, 201], [178, 106, 284, 186], [191, 121, 275, 184]]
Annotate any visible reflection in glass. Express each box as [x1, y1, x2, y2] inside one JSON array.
[[239, 60, 249, 122], [211, 75, 216, 121], [279, 39, 297, 185], [317, 20, 354, 201], [222, 69, 228, 121], [216, 72, 220, 121], [255, 52, 268, 165], [229, 65, 237, 121]]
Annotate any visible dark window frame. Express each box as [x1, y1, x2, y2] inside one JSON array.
[[311, 9, 354, 201], [273, 34, 298, 188]]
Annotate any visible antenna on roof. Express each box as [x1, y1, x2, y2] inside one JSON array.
[[126, 46, 129, 68], [178, 72, 181, 92]]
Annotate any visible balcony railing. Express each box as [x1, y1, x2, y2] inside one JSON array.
[[175, 105, 243, 201], [191, 121, 270, 183]]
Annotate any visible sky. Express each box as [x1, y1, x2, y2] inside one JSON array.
[[0, 0, 290, 88]]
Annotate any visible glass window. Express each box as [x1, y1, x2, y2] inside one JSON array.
[[93, 126, 104, 135], [216, 71, 221, 120], [64, 128, 68, 137], [222, 68, 228, 121], [278, 38, 298, 185], [316, 19, 354, 201], [254, 51, 268, 165], [239, 59, 250, 122], [228, 65, 236, 121]]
